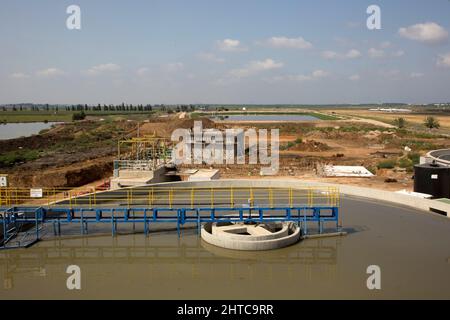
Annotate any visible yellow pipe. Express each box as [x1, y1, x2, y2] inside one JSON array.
[[210, 188, 214, 208], [191, 188, 195, 209]]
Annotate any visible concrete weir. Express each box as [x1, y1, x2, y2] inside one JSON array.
[[201, 222, 301, 251]]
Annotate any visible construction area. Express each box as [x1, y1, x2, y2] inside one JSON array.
[[1, 110, 450, 299], [2, 110, 450, 193]]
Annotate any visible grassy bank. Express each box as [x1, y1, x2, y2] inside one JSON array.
[[0, 110, 156, 123]]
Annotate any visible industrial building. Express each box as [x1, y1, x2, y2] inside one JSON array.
[[414, 149, 450, 199]]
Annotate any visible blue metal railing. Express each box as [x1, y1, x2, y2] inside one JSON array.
[[0, 204, 339, 249]]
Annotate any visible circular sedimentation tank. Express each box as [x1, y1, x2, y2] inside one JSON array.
[[201, 221, 301, 251], [2, 179, 450, 299]]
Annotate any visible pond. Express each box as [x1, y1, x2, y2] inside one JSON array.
[[0, 122, 61, 140]]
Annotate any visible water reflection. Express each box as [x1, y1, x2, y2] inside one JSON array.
[[0, 122, 61, 140], [0, 234, 341, 291]]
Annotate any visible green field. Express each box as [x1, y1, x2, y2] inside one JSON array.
[[0, 111, 157, 123]]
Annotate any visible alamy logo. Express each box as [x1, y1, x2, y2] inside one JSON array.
[[366, 265, 381, 290], [171, 121, 279, 175], [66, 5, 81, 30], [66, 265, 81, 290], [366, 5, 381, 30]]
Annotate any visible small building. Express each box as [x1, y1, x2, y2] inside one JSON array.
[[322, 165, 374, 177], [187, 169, 220, 182]]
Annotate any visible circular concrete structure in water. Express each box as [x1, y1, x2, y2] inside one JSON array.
[[201, 222, 301, 251]]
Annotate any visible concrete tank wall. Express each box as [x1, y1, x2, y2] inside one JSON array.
[[147, 179, 450, 218]]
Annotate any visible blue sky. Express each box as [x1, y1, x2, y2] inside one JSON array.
[[1, 0, 449, 104]]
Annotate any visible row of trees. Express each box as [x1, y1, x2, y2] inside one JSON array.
[[1, 104, 203, 113], [63, 104, 154, 112], [394, 116, 441, 129]]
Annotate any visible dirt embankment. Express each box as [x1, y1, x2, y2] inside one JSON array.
[[139, 117, 216, 138], [2, 117, 217, 188], [1, 121, 135, 188], [9, 157, 114, 188]]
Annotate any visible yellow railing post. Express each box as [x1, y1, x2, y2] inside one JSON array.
[[169, 188, 173, 209], [269, 188, 274, 209], [93, 187, 97, 207], [191, 188, 194, 209], [131, 189, 133, 207], [289, 188, 293, 208], [69, 191, 72, 210], [210, 188, 214, 208], [147, 191, 152, 207], [308, 188, 313, 207], [127, 190, 130, 208], [250, 188, 254, 207], [230, 187, 234, 208]]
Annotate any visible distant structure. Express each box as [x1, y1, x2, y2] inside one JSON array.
[[414, 149, 450, 199], [111, 137, 173, 189], [369, 108, 412, 113]]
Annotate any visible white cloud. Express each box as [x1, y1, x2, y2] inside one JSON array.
[[229, 58, 283, 78], [380, 41, 391, 49], [36, 68, 65, 77], [345, 49, 362, 59], [410, 72, 424, 78], [437, 53, 450, 68], [392, 50, 405, 57], [197, 52, 225, 63], [216, 39, 247, 52], [321, 49, 361, 60], [399, 22, 448, 44], [136, 67, 149, 76], [379, 69, 401, 79], [368, 48, 385, 58], [349, 74, 360, 81], [267, 69, 330, 82], [166, 62, 184, 72], [85, 63, 120, 76], [10, 72, 30, 79], [311, 70, 329, 78], [263, 36, 312, 49], [321, 51, 338, 59]]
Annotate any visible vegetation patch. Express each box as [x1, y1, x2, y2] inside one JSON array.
[[0, 149, 40, 168], [377, 159, 396, 169]]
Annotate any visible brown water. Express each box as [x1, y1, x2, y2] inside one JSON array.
[[1, 196, 450, 299]]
